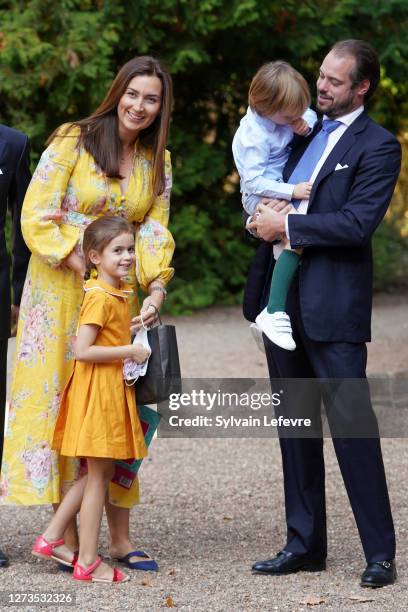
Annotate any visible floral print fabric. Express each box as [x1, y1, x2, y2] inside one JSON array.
[[0, 125, 174, 507]]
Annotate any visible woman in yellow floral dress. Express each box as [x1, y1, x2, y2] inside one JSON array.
[[0, 56, 174, 568]]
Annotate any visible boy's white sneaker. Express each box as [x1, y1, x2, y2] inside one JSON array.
[[255, 308, 296, 351], [249, 322, 265, 353]]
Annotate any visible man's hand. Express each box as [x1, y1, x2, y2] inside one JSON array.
[[291, 118, 310, 136], [262, 198, 297, 214], [248, 203, 288, 242]]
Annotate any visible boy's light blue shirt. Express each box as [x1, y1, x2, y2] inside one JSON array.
[[232, 106, 318, 212]]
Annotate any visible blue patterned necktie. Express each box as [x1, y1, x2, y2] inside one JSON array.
[[289, 119, 342, 207]]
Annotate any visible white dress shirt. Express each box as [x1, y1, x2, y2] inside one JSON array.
[[281, 105, 365, 256], [233, 106, 318, 214]]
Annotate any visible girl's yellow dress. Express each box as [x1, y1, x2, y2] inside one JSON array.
[[0, 125, 174, 507], [53, 279, 148, 461]]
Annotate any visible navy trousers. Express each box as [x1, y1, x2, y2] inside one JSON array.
[[262, 276, 395, 563]]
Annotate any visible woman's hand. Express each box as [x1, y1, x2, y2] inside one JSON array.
[[42, 210, 64, 224], [131, 286, 165, 331], [62, 251, 85, 279]]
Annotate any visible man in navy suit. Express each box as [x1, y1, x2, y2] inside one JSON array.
[[247, 40, 401, 587], [0, 124, 31, 568]]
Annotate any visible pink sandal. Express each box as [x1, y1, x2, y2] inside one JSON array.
[[32, 535, 78, 568], [73, 557, 129, 583]]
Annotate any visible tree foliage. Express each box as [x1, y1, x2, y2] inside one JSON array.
[[1, 0, 407, 312]]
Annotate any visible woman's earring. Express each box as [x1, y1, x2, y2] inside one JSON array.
[[90, 267, 98, 279]]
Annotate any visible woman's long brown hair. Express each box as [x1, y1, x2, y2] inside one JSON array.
[[49, 56, 173, 197]]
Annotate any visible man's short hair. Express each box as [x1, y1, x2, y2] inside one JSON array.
[[331, 39, 380, 101]]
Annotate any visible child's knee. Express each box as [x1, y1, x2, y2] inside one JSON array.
[[88, 458, 115, 483]]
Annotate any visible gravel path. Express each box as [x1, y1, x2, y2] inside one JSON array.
[[1, 293, 408, 611]]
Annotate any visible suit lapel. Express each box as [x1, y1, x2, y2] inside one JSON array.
[[308, 112, 369, 208]]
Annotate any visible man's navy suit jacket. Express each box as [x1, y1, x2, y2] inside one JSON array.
[[0, 124, 31, 340], [244, 111, 401, 343]]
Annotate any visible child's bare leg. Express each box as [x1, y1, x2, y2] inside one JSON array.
[[105, 502, 131, 556], [106, 502, 147, 564], [63, 519, 79, 552], [77, 458, 117, 580], [41, 475, 88, 563], [52, 506, 79, 552]]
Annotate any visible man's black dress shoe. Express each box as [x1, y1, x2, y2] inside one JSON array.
[[360, 560, 396, 587], [0, 549, 9, 568], [252, 550, 326, 575]]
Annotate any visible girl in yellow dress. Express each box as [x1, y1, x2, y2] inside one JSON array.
[[1, 56, 174, 568], [33, 216, 149, 583]]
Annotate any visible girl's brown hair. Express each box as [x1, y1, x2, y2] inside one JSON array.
[[49, 56, 173, 197], [83, 215, 135, 278], [249, 60, 310, 118]]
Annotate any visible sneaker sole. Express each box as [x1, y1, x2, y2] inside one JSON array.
[[249, 325, 266, 353], [257, 329, 296, 351]]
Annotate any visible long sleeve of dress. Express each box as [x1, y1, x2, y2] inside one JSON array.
[[135, 150, 175, 292], [21, 126, 81, 266]]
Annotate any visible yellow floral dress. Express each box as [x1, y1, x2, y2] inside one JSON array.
[[0, 125, 174, 508]]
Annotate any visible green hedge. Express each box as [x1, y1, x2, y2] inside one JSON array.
[[1, 1, 407, 312]]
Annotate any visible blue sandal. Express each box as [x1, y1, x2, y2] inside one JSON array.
[[116, 550, 158, 572], [58, 551, 79, 573]]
